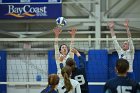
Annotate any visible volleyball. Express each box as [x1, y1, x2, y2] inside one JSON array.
[[56, 17, 67, 27]]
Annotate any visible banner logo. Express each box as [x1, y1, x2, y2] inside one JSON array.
[[6, 5, 47, 18]]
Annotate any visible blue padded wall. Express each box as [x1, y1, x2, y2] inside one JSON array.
[[48, 50, 57, 74], [0, 51, 7, 93], [108, 51, 118, 79], [133, 50, 140, 82], [88, 86, 104, 93], [87, 50, 108, 81], [87, 50, 108, 93]]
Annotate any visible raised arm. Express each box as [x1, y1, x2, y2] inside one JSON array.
[[108, 21, 115, 37], [108, 21, 122, 52], [68, 28, 77, 58], [71, 48, 81, 57], [124, 20, 131, 38], [71, 48, 85, 68], [124, 20, 134, 52], [53, 27, 62, 59]]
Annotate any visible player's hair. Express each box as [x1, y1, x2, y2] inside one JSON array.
[[61, 66, 73, 92], [116, 58, 129, 74], [123, 40, 129, 44], [59, 44, 69, 54], [66, 58, 76, 71], [48, 74, 59, 93]]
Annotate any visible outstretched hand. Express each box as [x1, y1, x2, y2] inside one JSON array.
[[124, 19, 129, 29], [108, 21, 115, 37], [108, 21, 114, 29], [68, 28, 77, 38], [124, 19, 131, 37], [71, 48, 81, 57], [53, 27, 62, 38], [71, 48, 78, 54]]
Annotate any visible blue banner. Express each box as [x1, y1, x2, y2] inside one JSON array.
[[2, 0, 61, 3], [31, 0, 61, 2], [0, 4, 62, 19]]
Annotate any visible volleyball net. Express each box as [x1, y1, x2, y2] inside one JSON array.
[[0, 38, 140, 93]]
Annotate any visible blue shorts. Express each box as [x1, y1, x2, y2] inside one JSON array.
[[127, 72, 135, 80]]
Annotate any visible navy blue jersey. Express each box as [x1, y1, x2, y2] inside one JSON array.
[[41, 85, 58, 93], [104, 76, 140, 93], [71, 56, 89, 93]]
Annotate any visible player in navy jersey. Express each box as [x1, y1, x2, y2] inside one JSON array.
[[41, 74, 59, 93], [66, 48, 89, 93], [104, 58, 140, 93]]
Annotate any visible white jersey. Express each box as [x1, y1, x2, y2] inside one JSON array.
[[56, 53, 71, 75], [54, 44, 74, 75], [112, 36, 135, 72], [57, 79, 81, 93]]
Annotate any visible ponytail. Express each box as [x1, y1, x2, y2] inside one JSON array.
[[61, 66, 73, 92]]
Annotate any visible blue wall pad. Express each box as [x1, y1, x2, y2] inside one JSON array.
[[87, 50, 108, 82], [133, 50, 140, 82], [88, 86, 104, 93], [48, 50, 57, 74], [108, 51, 118, 79], [0, 51, 7, 93]]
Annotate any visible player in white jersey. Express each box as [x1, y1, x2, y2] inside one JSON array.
[[108, 20, 135, 79], [57, 66, 81, 93], [53, 27, 76, 76]]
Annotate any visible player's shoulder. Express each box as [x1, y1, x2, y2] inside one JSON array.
[[70, 79, 80, 86], [128, 78, 139, 86], [75, 67, 85, 73], [75, 67, 82, 72], [70, 79, 79, 84], [105, 77, 121, 87], [106, 77, 118, 84], [106, 76, 138, 86], [40, 86, 51, 93]]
